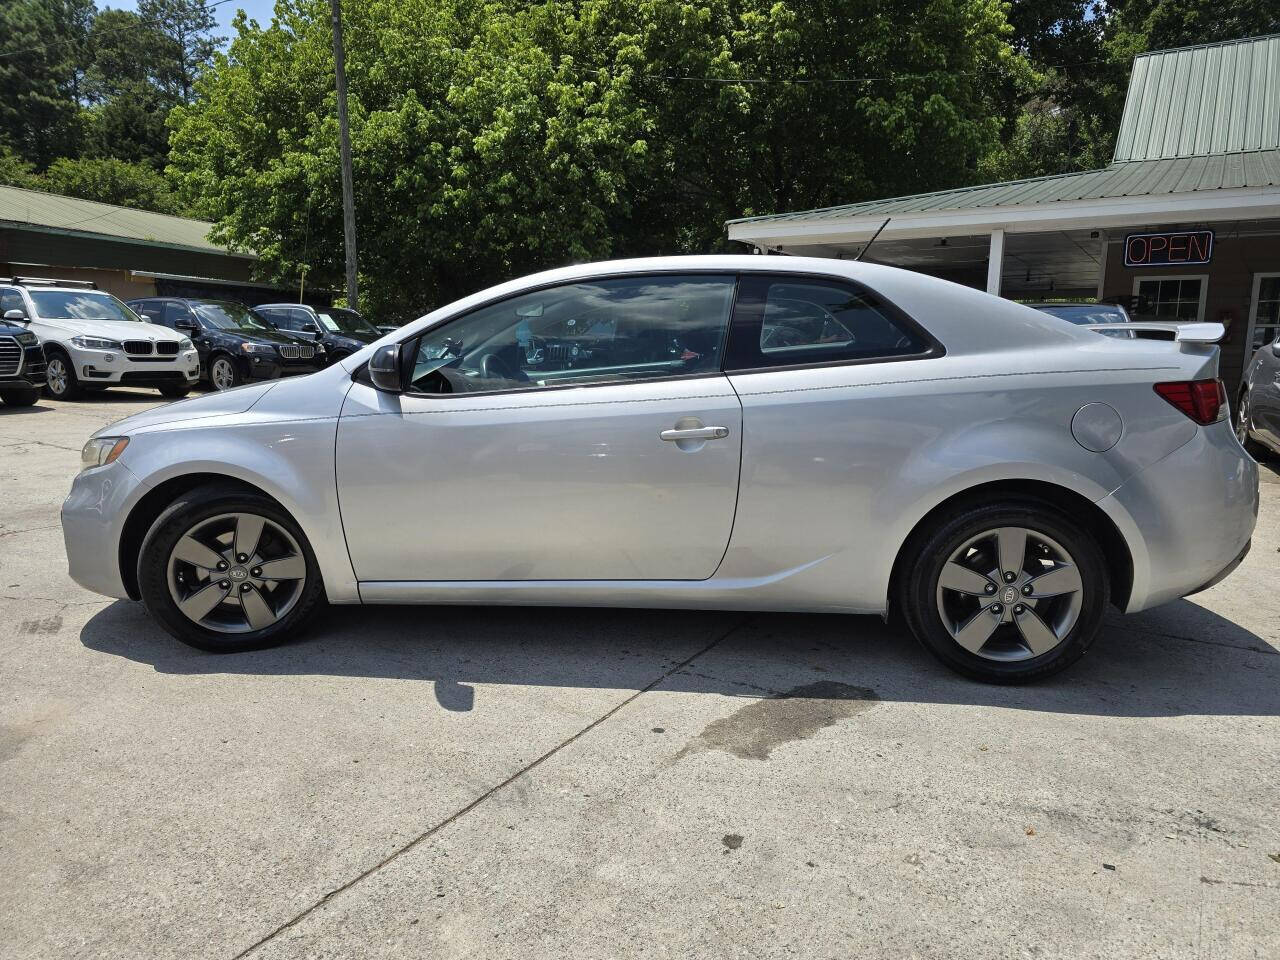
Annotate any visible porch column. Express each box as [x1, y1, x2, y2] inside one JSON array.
[[986, 228, 1005, 296]]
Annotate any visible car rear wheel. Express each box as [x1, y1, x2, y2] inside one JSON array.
[[137, 484, 324, 652], [899, 500, 1108, 683], [44, 351, 83, 400], [209, 355, 240, 391], [0, 387, 39, 406], [1235, 389, 1267, 459]]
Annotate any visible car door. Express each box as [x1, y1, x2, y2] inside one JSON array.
[[1251, 335, 1280, 446], [336, 273, 742, 582]]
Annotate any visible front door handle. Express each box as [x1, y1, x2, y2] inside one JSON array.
[[661, 426, 729, 441]]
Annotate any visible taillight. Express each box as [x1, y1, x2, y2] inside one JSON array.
[[1153, 379, 1226, 425]]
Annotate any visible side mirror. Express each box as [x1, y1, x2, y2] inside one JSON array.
[[368, 343, 405, 393], [4, 308, 27, 323], [301, 322, 318, 334], [175, 318, 198, 333], [1271, 341, 1280, 359]]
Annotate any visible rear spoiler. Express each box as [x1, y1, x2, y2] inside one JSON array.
[[1084, 321, 1224, 344]]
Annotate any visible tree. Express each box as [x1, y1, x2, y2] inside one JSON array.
[[170, 0, 1031, 319], [0, 0, 86, 167], [139, 0, 224, 105], [39, 156, 186, 213]]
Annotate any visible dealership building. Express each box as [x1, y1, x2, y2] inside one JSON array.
[[727, 33, 1280, 395], [0, 185, 324, 307]]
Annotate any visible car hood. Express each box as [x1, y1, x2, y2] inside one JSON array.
[[37, 318, 186, 341], [94, 380, 278, 438], [326, 332, 375, 349], [228, 327, 309, 346]]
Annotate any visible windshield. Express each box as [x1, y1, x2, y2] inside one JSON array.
[[1031, 304, 1128, 325], [316, 307, 379, 336], [194, 301, 273, 332], [29, 290, 142, 322]]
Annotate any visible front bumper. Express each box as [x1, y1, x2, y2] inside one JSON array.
[[0, 343, 47, 390], [1099, 420, 1258, 612], [62, 459, 148, 600], [238, 354, 323, 381], [73, 346, 200, 386]]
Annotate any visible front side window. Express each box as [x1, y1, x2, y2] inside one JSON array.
[[1134, 277, 1203, 321], [726, 275, 930, 371], [130, 300, 164, 324], [29, 290, 142, 322], [1, 287, 25, 316], [265, 307, 313, 331], [406, 274, 736, 395]]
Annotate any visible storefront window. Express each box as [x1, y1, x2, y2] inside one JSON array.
[[1251, 275, 1280, 350], [1134, 277, 1204, 322]]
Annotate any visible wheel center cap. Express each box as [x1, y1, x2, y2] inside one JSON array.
[[229, 566, 248, 581], [1002, 587, 1017, 605]]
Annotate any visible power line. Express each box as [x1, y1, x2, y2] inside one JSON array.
[[0, 0, 237, 61]]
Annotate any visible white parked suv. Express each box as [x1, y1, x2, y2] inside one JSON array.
[[0, 277, 199, 399]]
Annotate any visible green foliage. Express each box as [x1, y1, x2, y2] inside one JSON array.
[[170, 0, 1030, 317], [40, 156, 186, 213], [0, 0, 86, 167]]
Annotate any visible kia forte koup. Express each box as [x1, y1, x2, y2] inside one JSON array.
[[62, 257, 1257, 682]]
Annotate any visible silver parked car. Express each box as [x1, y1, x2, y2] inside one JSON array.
[[1236, 331, 1280, 459], [62, 257, 1257, 682]]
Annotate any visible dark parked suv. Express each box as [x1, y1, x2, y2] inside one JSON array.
[[0, 304, 46, 407], [253, 303, 381, 363], [128, 298, 324, 391]]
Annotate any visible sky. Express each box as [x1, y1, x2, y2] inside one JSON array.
[[103, 1, 279, 39]]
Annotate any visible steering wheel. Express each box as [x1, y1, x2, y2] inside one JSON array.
[[477, 352, 525, 382]]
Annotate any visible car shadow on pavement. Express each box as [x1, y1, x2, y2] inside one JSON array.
[[79, 596, 1280, 718]]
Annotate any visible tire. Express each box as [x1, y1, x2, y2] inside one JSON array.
[[159, 385, 191, 399], [44, 349, 83, 400], [1235, 389, 1268, 460], [137, 484, 325, 652], [898, 499, 1109, 683], [0, 387, 39, 407], [208, 354, 240, 391]]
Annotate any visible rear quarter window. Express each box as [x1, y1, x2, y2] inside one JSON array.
[[726, 274, 937, 371]]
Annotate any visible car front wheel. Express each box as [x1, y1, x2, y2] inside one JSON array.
[[137, 484, 324, 652], [899, 500, 1109, 683], [44, 351, 83, 400], [209, 355, 240, 391]]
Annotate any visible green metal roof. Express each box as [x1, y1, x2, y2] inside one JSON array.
[[726, 149, 1280, 226], [729, 33, 1280, 231], [1115, 34, 1280, 162], [0, 184, 252, 258]]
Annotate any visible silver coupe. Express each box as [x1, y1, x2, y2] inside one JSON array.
[[62, 257, 1257, 682]]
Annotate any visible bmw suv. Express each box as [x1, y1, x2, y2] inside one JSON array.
[[129, 298, 324, 391], [0, 293, 45, 407], [0, 278, 199, 399], [254, 303, 382, 364]]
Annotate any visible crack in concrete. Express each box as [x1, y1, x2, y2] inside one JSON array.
[[229, 617, 751, 959]]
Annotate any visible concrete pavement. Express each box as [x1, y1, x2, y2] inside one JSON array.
[[2, 389, 1278, 959]]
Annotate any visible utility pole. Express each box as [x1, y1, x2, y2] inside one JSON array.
[[329, 0, 359, 311]]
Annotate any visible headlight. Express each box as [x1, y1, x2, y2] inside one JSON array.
[[80, 436, 129, 472], [15, 332, 37, 346], [70, 336, 122, 350], [179, 338, 194, 350], [241, 342, 276, 354]]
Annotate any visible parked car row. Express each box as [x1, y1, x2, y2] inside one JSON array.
[[0, 276, 382, 405]]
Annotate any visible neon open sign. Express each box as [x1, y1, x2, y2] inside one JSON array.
[[1124, 230, 1213, 267]]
